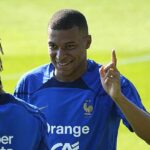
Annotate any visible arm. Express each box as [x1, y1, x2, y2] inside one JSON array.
[[99, 50, 150, 144]]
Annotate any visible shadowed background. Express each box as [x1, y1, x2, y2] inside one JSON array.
[[0, 0, 150, 149]]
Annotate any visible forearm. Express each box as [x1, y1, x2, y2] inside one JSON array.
[[113, 93, 150, 144], [99, 50, 150, 144]]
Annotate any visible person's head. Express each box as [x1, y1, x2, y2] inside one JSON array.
[[48, 9, 91, 82], [0, 41, 4, 93]]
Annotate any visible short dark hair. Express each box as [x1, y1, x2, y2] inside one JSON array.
[[48, 9, 88, 34]]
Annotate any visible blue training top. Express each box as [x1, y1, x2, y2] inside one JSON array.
[[0, 93, 49, 150], [14, 60, 145, 150]]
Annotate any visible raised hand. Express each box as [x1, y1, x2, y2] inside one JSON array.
[[99, 50, 121, 100]]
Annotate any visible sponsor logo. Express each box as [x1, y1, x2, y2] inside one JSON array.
[[0, 136, 14, 150], [51, 141, 79, 150], [47, 125, 90, 150], [83, 100, 93, 116], [47, 125, 90, 137], [39, 105, 48, 110]]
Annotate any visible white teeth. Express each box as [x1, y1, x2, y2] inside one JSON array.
[[58, 62, 69, 66]]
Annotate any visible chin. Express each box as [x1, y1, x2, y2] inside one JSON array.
[[60, 71, 73, 77]]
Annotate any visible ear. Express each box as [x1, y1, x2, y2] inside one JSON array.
[[85, 35, 92, 49]]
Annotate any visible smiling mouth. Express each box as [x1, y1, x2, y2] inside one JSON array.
[[58, 62, 70, 66], [56, 61, 73, 68]]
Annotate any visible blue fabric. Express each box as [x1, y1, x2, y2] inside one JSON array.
[[14, 60, 145, 150], [0, 93, 49, 150]]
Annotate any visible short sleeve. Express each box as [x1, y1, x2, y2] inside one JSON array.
[[115, 75, 146, 132], [14, 75, 29, 101]]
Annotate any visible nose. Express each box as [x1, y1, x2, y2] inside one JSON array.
[[56, 49, 66, 61]]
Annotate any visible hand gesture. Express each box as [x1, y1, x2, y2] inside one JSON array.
[[99, 50, 121, 100]]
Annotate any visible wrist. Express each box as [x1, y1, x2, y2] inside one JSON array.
[[112, 92, 124, 103]]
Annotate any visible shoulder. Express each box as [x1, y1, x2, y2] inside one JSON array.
[[0, 93, 49, 150], [85, 59, 102, 76], [118, 75, 145, 111], [1, 93, 46, 123], [14, 94, 47, 125], [81, 60, 103, 93], [120, 75, 137, 90], [0, 93, 48, 144], [120, 75, 141, 98], [5, 93, 41, 113], [87, 59, 101, 70], [20, 63, 53, 81], [14, 63, 54, 95]]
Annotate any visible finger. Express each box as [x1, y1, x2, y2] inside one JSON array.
[[105, 68, 120, 78], [99, 66, 105, 78], [103, 62, 114, 72], [104, 77, 114, 84], [102, 63, 116, 78], [112, 49, 117, 67]]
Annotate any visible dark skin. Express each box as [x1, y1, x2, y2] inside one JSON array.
[[48, 26, 91, 82], [47, 25, 150, 144]]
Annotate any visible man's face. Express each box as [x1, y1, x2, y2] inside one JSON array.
[[48, 26, 91, 82]]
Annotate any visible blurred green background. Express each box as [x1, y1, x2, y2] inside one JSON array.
[[0, 0, 150, 149]]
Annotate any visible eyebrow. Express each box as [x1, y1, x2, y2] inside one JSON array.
[[48, 41, 76, 45], [65, 42, 76, 44]]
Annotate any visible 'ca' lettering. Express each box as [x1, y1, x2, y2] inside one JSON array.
[[51, 143, 63, 150], [51, 142, 79, 150], [62, 143, 72, 150], [51, 143, 72, 150]]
